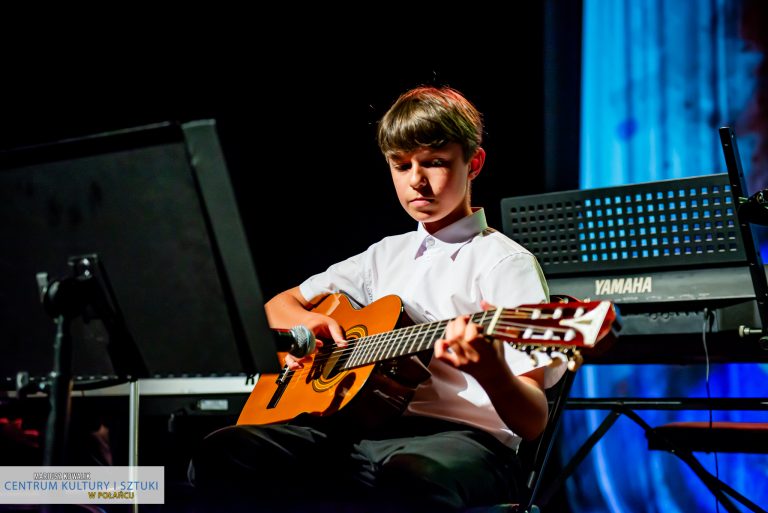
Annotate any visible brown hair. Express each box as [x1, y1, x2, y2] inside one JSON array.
[[377, 86, 483, 162]]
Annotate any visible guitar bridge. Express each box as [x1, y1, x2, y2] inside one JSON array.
[[267, 367, 293, 409]]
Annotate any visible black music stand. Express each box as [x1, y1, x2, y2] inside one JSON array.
[[720, 125, 768, 347], [0, 120, 282, 470]]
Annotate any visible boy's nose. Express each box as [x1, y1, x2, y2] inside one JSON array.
[[409, 166, 427, 187]]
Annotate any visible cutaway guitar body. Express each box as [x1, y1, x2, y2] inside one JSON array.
[[237, 293, 430, 428]]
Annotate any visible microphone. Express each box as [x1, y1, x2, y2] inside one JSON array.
[[272, 325, 316, 357]]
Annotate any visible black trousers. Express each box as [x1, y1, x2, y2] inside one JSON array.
[[188, 414, 524, 513]]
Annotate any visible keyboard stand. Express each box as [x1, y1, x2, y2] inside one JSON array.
[[538, 397, 768, 513]]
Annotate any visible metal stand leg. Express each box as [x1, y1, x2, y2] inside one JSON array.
[[129, 380, 140, 513], [544, 403, 767, 513], [537, 409, 621, 506], [621, 408, 767, 513]]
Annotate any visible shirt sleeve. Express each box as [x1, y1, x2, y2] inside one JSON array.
[[480, 252, 565, 389], [479, 252, 549, 308], [298, 250, 370, 306]]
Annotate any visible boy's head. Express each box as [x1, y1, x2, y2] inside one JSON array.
[[377, 86, 483, 164]]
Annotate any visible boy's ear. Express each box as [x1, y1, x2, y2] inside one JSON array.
[[469, 148, 486, 178], [470, 157, 481, 174]]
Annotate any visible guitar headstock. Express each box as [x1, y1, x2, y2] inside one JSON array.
[[488, 300, 618, 371]]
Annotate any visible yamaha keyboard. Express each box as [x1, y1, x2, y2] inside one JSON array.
[[547, 265, 766, 363], [502, 169, 768, 364]]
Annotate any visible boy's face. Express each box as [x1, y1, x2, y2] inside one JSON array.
[[387, 142, 483, 233]]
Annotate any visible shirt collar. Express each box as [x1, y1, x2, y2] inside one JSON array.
[[414, 208, 488, 259]]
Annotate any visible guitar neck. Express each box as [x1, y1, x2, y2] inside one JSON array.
[[338, 300, 614, 371], [340, 309, 500, 370]]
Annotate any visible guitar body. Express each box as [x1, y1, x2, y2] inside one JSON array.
[[237, 293, 430, 427]]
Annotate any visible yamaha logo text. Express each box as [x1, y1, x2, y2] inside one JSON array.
[[594, 276, 652, 296]]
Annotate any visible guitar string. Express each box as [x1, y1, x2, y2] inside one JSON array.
[[260, 305, 597, 396], [278, 309, 589, 377], [296, 317, 575, 369], [269, 304, 608, 395], [279, 335, 577, 391], [276, 317, 582, 386]]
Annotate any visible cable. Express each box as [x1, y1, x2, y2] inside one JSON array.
[[702, 307, 720, 513]]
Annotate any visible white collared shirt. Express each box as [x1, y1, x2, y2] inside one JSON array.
[[299, 208, 561, 448]]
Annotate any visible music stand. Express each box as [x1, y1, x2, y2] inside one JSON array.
[[719, 126, 768, 349], [0, 120, 281, 468]]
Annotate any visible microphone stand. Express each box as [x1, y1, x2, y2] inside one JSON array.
[[43, 312, 75, 466], [37, 262, 89, 466], [38, 255, 148, 489]]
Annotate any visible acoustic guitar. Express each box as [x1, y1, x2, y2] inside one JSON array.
[[237, 293, 617, 427]]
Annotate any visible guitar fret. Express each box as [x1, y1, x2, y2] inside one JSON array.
[[363, 332, 382, 365], [476, 310, 492, 336], [422, 323, 434, 351], [406, 324, 424, 355], [359, 335, 376, 366], [487, 307, 504, 337], [373, 332, 390, 363], [355, 333, 377, 367], [393, 326, 412, 359], [417, 322, 433, 353], [423, 321, 440, 349], [383, 327, 403, 360], [346, 339, 361, 368], [360, 337, 374, 366], [376, 331, 395, 363], [344, 338, 359, 369], [411, 324, 429, 354], [402, 326, 418, 358], [421, 321, 444, 352]]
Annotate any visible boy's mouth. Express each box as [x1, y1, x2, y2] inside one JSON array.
[[410, 197, 433, 206]]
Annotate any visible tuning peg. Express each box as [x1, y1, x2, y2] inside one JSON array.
[[529, 352, 539, 367], [567, 352, 584, 371], [548, 355, 564, 368]]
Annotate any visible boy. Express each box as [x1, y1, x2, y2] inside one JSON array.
[[190, 86, 561, 512]]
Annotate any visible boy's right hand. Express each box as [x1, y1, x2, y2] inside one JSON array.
[[284, 312, 347, 370]]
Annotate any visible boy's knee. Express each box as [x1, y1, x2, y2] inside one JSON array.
[[378, 453, 463, 510], [188, 426, 243, 487]]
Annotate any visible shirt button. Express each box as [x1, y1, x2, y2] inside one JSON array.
[[425, 237, 435, 248]]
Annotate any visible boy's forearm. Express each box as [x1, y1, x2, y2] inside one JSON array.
[[480, 369, 549, 441], [264, 286, 311, 328]]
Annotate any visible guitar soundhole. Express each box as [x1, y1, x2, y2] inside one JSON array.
[[311, 348, 354, 393], [316, 325, 366, 383], [319, 344, 352, 381]]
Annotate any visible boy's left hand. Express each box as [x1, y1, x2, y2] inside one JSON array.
[[434, 301, 507, 377]]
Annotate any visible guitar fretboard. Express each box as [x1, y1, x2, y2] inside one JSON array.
[[342, 310, 494, 370], [336, 300, 611, 371]]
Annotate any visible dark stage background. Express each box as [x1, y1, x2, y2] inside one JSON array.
[[0, 16, 559, 300], [0, 10, 577, 511]]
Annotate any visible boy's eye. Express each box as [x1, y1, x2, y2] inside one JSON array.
[[393, 162, 411, 171], [428, 159, 446, 167]]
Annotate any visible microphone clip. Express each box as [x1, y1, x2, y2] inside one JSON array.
[[738, 189, 768, 226]]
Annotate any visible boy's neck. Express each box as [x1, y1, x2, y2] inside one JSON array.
[[422, 207, 482, 235]]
